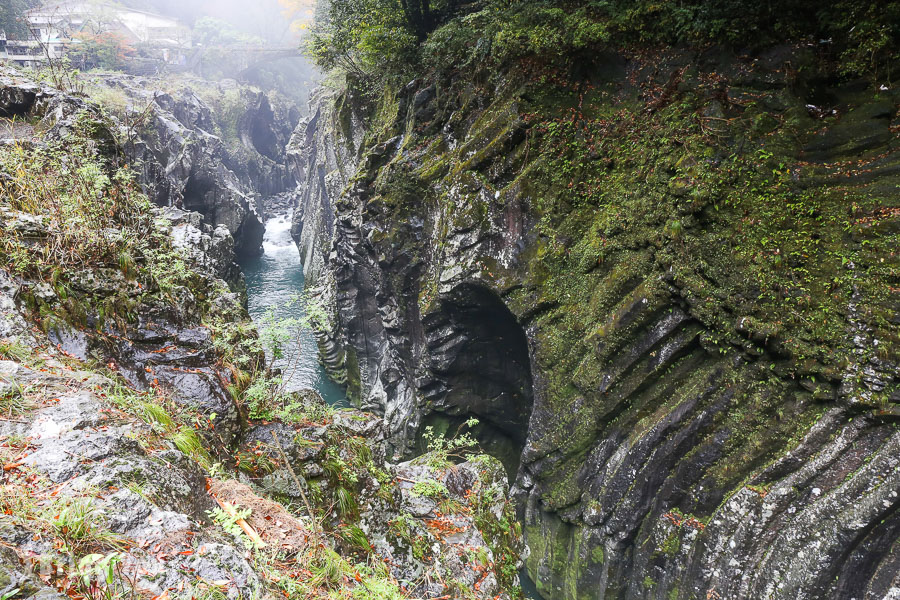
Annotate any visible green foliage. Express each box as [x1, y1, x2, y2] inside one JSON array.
[[172, 426, 211, 467], [234, 442, 278, 476], [233, 297, 335, 423], [337, 524, 371, 554], [242, 373, 334, 424], [0, 122, 201, 332], [207, 505, 259, 548], [476, 1, 609, 62], [48, 497, 122, 553], [67, 32, 135, 71], [314, 0, 898, 88], [0, 379, 30, 417], [661, 531, 681, 556], [310, 548, 349, 588], [0, 339, 30, 363], [825, 1, 900, 80], [75, 551, 127, 600], [105, 383, 215, 470], [464, 455, 522, 593], [259, 307, 300, 367], [415, 417, 480, 469], [349, 574, 406, 600], [0, 136, 144, 274], [410, 478, 448, 500], [1, 481, 133, 599], [191, 87, 247, 150], [308, 0, 418, 86], [334, 485, 358, 518], [208, 316, 262, 371], [50, 499, 98, 546], [0, 0, 38, 39]]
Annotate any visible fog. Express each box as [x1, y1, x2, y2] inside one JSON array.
[[121, 0, 302, 46], [112, 0, 319, 101]]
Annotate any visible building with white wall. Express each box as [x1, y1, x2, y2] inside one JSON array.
[[1, 0, 190, 67]]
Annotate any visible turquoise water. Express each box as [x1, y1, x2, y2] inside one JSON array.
[[521, 568, 542, 599], [239, 212, 348, 406]]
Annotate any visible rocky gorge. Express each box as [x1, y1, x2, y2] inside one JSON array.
[[1, 1, 900, 599], [0, 66, 522, 600]]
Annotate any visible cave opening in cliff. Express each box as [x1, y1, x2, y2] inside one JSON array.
[[183, 174, 214, 217], [419, 283, 534, 479]]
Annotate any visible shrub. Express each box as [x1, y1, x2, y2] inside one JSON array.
[[0, 122, 193, 297], [308, 0, 418, 87], [317, 0, 899, 87], [67, 32, 135, 71]]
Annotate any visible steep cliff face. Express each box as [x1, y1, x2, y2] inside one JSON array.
[[0, 69, 255, 442], [288, 88, 366, 282], [82, 74, 301, 256], [293, 47, 900, 599]]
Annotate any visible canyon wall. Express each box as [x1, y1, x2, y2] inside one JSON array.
[[0, 67, 522, 600], [84, 74, 302, 256], [292, 47, 900, 599]]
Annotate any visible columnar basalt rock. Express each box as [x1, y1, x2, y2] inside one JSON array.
[[287, 88, 367, 283], [291, 47, 900, 599], [83, 74, 300, 256]]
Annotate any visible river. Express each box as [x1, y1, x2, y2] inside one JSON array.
[[238, 212, 347, 406]]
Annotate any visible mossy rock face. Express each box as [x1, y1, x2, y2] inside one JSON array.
[[297, 46, 900, 599]]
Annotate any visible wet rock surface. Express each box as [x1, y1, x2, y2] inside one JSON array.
[[0, 311, 520, 600], [3, 201, 250, 443], [292, 46, 900, 599], [0, 69, 268, 254], [0, 359, 261, 600], [234, 409, 523, 599], [1, 67, 523, 600], [287, 88, 366, 284]]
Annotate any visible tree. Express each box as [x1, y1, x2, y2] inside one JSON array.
[[399, 0, 431, 40], [278, 0, 317, 33], [308, 0, 418, 83], [67, 32, 135, 70], [0, 0, 38, 40]]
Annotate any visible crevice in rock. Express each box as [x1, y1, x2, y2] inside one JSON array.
[[0, 91, 35, 118]]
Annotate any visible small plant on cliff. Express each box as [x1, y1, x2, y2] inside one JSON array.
[[410, 479, 449, 500], [0, 339, 31, 363], [48, 497, 123, 554], [236, 297, 335, 423], [0, 380, 31, 417], [417, 417, 481, 469], [74, 552, 139, 600], [208, 504, 257, 548]]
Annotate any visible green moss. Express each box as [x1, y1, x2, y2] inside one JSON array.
[[661, 531, 681, 556], [329, 46, 899, 598]]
